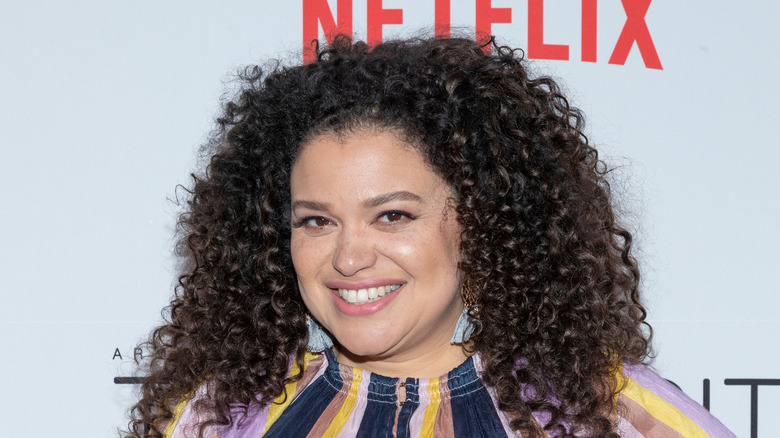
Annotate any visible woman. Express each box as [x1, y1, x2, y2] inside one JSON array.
[[126, 36, 733, 437]]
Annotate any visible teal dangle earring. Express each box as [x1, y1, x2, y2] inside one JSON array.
[[451, 280, 477, 344], [306, 315, 334, 352]]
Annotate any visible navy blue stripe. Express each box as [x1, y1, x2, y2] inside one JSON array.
[[394, 378, 419, 438], [264, 351, 510, 437], [356, 373, 403, 438], [263, 372, 343, 437], [449, 361, 508, 437]]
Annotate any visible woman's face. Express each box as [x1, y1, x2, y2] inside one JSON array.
[[290, 130, 466, 377]]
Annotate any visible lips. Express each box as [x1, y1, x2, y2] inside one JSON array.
[[329, 282, 405, 317], [337, 284, 401, 305]]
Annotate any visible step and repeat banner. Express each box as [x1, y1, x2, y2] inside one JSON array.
[[1, 1, 778, 436]]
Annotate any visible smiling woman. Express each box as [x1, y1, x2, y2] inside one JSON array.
[[125, 36, 733, 437], [291, 131, 465, 378]]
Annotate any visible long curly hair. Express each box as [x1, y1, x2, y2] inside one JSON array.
[[125, 36, 651, 438]]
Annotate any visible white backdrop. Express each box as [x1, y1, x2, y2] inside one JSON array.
[[1, 1, 778, 436]]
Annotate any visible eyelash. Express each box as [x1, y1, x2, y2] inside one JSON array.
[[376, 210, 416, 223], [291, 210, 417, 228], [291, 216, 331, 228]]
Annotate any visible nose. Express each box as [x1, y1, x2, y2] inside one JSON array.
[[332, 225, 377, 277]]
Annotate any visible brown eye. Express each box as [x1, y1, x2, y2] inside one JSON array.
[[378, 211, 409, 223], [306, 217, 331, 227], [386, 212, 403, 222]]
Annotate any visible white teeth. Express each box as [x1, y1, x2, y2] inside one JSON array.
[[337, 284, 402, 304]]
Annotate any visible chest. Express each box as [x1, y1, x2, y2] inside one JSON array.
[[261, 369, 514, 437]]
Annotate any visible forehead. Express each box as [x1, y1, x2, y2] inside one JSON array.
[[290, 130, 451, 202]]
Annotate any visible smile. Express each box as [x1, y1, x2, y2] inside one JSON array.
[[337, 284, 402, 305]]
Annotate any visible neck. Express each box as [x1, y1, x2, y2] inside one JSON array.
[[333, 341, 471, 379]]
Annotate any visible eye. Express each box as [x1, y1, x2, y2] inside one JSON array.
[[377, 210, 415, 224], [292, 216, 333, 229], [305, 216, 332, 228]]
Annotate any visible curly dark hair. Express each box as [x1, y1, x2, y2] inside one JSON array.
[[125, 35, 651, 438]]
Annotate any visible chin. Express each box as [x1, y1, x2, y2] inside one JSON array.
[[335, 336, 395, 361]]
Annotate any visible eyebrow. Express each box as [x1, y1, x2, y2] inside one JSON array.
[[291, 200, 329, 211], [291, 191, 423, 211], [363, 191, 422, 208]]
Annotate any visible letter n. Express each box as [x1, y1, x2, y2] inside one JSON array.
[[303, 0, 353, 63]]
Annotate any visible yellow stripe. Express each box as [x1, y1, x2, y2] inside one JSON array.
[[262, 352, 318, 434], [322, 368, 363, 437], [616, 364, 709, 437], [167, 353, 319, 438], [163, 393, 192, 438], [529, 414, 548, 438], [419, 378, 441, 438]]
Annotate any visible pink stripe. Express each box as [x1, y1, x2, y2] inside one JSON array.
[[432, 375, 455, 436], [408, 379, 432, 436], [219, 356, 329, 438], [621, 362, 735, 437], [229, 405, 269, 438], [306, 354, 329, 386], [615, 412, 645, 437], [171, 385, 218, 438], [335, 369, 372, 437]]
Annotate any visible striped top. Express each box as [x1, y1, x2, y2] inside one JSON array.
[[165, 349, 734, 437]]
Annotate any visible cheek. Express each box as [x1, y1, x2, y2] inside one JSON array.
[[296, 276, 318, 315], [290, 236, 305, 273], [390, 228, 460, 273], [290, 234, 324, 280], [291, 238, 324, 311]]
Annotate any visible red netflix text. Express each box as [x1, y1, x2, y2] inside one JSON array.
[[302, 0, 662, 70]]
